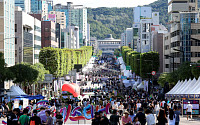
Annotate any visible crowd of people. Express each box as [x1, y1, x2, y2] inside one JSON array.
[[0, 55, 193, 125]]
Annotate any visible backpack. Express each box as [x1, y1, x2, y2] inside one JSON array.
[[30, 120, 35, 125]]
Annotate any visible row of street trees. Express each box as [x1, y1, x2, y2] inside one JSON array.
[[120, 46, 160, 79], [158, 61, 200, 87]]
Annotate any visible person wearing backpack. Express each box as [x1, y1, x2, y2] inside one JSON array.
[[18, 109, 30, 125], [30, 109, 41, 125]]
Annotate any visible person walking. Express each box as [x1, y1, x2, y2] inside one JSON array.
[[174, 105, 181, 125], [99, 111, 110, 125], [186, 101, 193, 120], [7, 108, 18, 125], [30, 110, 41, 125], [56, 111, 63, 125], [154, 101, 160, 117], [145, 109, 155, 125], [136, 108, 146, 125], [129, 110, 135, 122], [92, 112, 101, 125], [18, 109, 30, 125], [119, 103, 124, 117], [122, 111, 132, 125], [110, 109, 120, 125], [168, 109, 176, 125], [44, 110, 53, 125], [157, 109, 168, 125]]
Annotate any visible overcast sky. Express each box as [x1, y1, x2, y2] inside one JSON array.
[[54, 0, 158, 8]]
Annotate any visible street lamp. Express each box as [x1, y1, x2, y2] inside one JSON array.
[[165, 55, 175, 72]]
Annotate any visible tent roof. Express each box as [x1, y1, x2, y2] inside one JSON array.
[[7, 86, 27, 97]]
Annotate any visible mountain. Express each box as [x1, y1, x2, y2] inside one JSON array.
[[87, 0, 168, 40]]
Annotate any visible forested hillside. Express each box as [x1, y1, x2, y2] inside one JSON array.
[[88, 0, 168, 39]]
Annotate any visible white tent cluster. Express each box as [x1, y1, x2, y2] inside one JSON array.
[[166, 77, 200, 98], [7, 86, 27, 97]]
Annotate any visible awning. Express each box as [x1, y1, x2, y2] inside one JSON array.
[[7, 86, 27, 97]]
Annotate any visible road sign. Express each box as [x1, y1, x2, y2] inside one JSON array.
[[126, 66, 131, 70], [151, 71, 156, 76]]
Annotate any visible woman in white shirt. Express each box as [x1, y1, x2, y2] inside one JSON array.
[[136, 101, 141, 112], [118, 103, 124, 116], [154, 101, 160, 117], [168, 109, 176, 125], [146, 109, 155, 125]]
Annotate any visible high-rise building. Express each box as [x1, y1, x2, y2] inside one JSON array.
[[54, 2, 87, 47], [15, 7, 41, 64], [121, 33, 126, 46], [49, 11, 66, 28], [46, 0, 53, 12], [30, 0, 48, 20], [0, 0, 15, 67], [15, 0, 31, 13], [65, 26, 79, 49], [41, 20, 57, 48], [87, 23, 90, 46], [164, 0, 200, 72], [125, 28, 133, 48]]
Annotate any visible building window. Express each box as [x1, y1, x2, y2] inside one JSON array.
[[15, 38, 17, 44], [165, 64, 169, 68], [15, 24, 17, 32]]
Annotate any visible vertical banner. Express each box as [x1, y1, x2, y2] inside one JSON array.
[[14, 99, 19, 108], [54, 80, 58, 92], [23, 99, 29, 109]]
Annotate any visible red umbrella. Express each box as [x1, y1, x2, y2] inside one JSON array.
[[62, 83, 80, 97]]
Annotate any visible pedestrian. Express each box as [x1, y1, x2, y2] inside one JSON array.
[[44, 110, 53, 125], [99, 111, 110, 125], [168, 109, 176, 125], [129, 110, 135, 122], [133, 116, 141, 125], [122, 111, 132, 125], [18, 108, 30, 125], [154, 101, 160, 117], [7, 108, 18, 125], [186, 101, 193, 120], [136, 101, 141, 112], [112, 101, 118, 110], [110, 109, 120, 125], [174, 105, 180, 125], [136, 108, 146, 125], [30, 109, 41, 125], [51, 112, 56, 125], [56, 111, 63, 125], [118, 102, 124, 117], [145, 109, 155, 125], [37, 107, 47, 124], [157, 109, 168, 125], [92, 112, 100, 125]]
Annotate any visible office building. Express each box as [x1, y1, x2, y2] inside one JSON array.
[[65, 26, 79, 49], [41, 20, 57, 48], [49, 11, 66, 27], [30, 0, 48, 20], [56, 23, 65, 48], [47, 0, 53, 12], [125, 28, 133, 47], [90, 37, 97, 53], [87, 23, 90, 46], [15, 0, 31, 13], [164, 0, 200, 72], [121, 33, 126, 46], [15, 7, 41, 64], [98, 34, 121, 55], [54, 2, 87, 47], [0, 0, 15, 67], [133, 7, 153, 53]]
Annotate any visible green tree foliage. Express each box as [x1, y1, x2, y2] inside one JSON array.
[[31, 63, 49, 83], [140, 52, 160, 78], [88, 0, 168, 39], [9, 63, 39, 85], [191, 60, 200, 79], [158, 72, 168, 87], [39, 46, 93, 77]]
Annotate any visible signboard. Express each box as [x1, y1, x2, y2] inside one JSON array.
[[183, 100, 199, 115], [126, 66, 131, 70], [23, 99, 29, 108], [14, 99, 19, 108], [38, 74, 53, 83], [48, 14, 56, 22], [151, 71, 156, 76]]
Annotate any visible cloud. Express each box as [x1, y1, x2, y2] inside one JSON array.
[[54, 0, 157, 8]]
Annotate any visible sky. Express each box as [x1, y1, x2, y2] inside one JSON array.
[[54, 0, 158, 8]]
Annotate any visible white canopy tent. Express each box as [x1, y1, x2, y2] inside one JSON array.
[[166, 77, 200, 97], [7, 86, 27, 97]]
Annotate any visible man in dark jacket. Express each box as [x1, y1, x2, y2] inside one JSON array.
[[110, 109, 120, 125], [7, 108, 19, 125], [136, 108, 146, 125], [99, 111, 110, 125]]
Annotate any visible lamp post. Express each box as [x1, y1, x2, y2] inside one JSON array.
[[165, 55, 175, 72]]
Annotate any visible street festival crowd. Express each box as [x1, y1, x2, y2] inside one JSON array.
[[0, 56, 194, 125]]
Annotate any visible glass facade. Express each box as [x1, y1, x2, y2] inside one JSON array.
[[180, 13, 199, 62], [3, 0, 15, 67], [23, 31, 33, 64], [31, 0, 42, 14]]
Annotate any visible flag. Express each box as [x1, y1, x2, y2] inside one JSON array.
[[2, 120, 7, 125]]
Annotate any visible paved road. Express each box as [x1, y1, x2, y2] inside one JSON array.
[[1, 115, 199, 125]]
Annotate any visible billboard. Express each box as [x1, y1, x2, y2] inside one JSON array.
[[48, 14, 56, 22]]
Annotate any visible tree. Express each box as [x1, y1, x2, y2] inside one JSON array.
[[191, 60, 200, 79], [31, 63, 49, 83], [158, 73, 169, 87], [9, 63, 39, 86]]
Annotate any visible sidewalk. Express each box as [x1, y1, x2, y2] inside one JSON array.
[[179, 116, 200, 125]]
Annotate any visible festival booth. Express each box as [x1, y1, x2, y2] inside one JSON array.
[[166, 77, 200, 115], [7, 86, 27, 97]]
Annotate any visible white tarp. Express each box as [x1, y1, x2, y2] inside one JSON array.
[[7, 86, 27, 97], [123, 79, 135, 88], [137, 82, 145, 90], [167, 77, 200, 95]]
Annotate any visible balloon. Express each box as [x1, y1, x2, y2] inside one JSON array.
[[69, 106, 84, 121], [37, 100, 48, 105], [62, 107, 66, 123], [69, 116, 85, 121], [83, 104, 93, 120], [71, 106, 82, 117], [64, 104, 71, 123], [62, 83, 80, 97], [106, 103, 110, 114]]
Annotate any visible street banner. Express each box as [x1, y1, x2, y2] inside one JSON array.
[[54, 81, 58, 92], [14, 99, 19, 108], [23, 99, 29, 108]]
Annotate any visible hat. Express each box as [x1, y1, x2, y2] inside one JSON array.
[[188, 101, 190, 104], [124, 111, 129, 114]]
